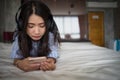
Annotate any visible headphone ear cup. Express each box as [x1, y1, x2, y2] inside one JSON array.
[[17, 19, 23, 31]]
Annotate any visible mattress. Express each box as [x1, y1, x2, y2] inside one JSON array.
[[0, 42, 120, 80]]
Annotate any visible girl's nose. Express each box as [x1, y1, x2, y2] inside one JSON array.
[[34, 27, 40, 34]]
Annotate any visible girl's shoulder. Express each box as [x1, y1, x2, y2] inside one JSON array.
[[49, 32, 54, 39]]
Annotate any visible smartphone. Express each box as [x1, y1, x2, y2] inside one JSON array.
[[28, 57, 47, 63]]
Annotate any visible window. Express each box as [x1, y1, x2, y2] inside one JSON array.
[[54, 16, 80, 39]]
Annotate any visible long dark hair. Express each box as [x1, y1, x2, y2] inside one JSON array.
[[15, 0, 61, 58]]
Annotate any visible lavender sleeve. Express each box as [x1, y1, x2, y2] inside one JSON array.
[[47, 32, 59, 59], [10, 37, 23, 59]]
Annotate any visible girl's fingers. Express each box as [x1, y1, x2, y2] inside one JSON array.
[[40, 62, 49, 71], [40, 61, 55, 71]]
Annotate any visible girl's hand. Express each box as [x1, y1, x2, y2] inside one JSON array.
[[14, 57, 40, 72], [39, 58, 56, 71]]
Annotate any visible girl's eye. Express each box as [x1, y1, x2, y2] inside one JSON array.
[[28, 25, 34, 28], [40, 24, 45, 28]]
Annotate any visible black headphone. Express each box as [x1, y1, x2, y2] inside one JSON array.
[[15, 0, 41, 31], [15, 1, 26, 31]]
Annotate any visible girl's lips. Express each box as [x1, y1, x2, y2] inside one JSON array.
[[32, 36, 41, 38]]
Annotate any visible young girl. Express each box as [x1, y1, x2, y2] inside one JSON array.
[[10, 0, 61, 72]]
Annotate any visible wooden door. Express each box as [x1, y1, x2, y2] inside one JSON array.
[[88, 12, 104, 46]]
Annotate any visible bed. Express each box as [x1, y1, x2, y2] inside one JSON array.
[[0, 42, 120, 80]]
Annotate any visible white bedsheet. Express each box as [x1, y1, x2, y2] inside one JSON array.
[[0, 42, 120, 80]]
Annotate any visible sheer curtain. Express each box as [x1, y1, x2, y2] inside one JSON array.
[[54, 16, 80, 39]]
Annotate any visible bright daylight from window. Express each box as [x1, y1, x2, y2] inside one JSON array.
[[54, 16, 80, 39]]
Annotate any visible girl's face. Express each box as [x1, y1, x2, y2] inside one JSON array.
[[27, 14, 46, 41]]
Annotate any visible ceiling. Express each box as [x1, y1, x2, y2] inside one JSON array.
[[42, 0, 117, 2], [40, 0, 117, 3], [87, 0, 117, 2], [40, 0, 117, 15]]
